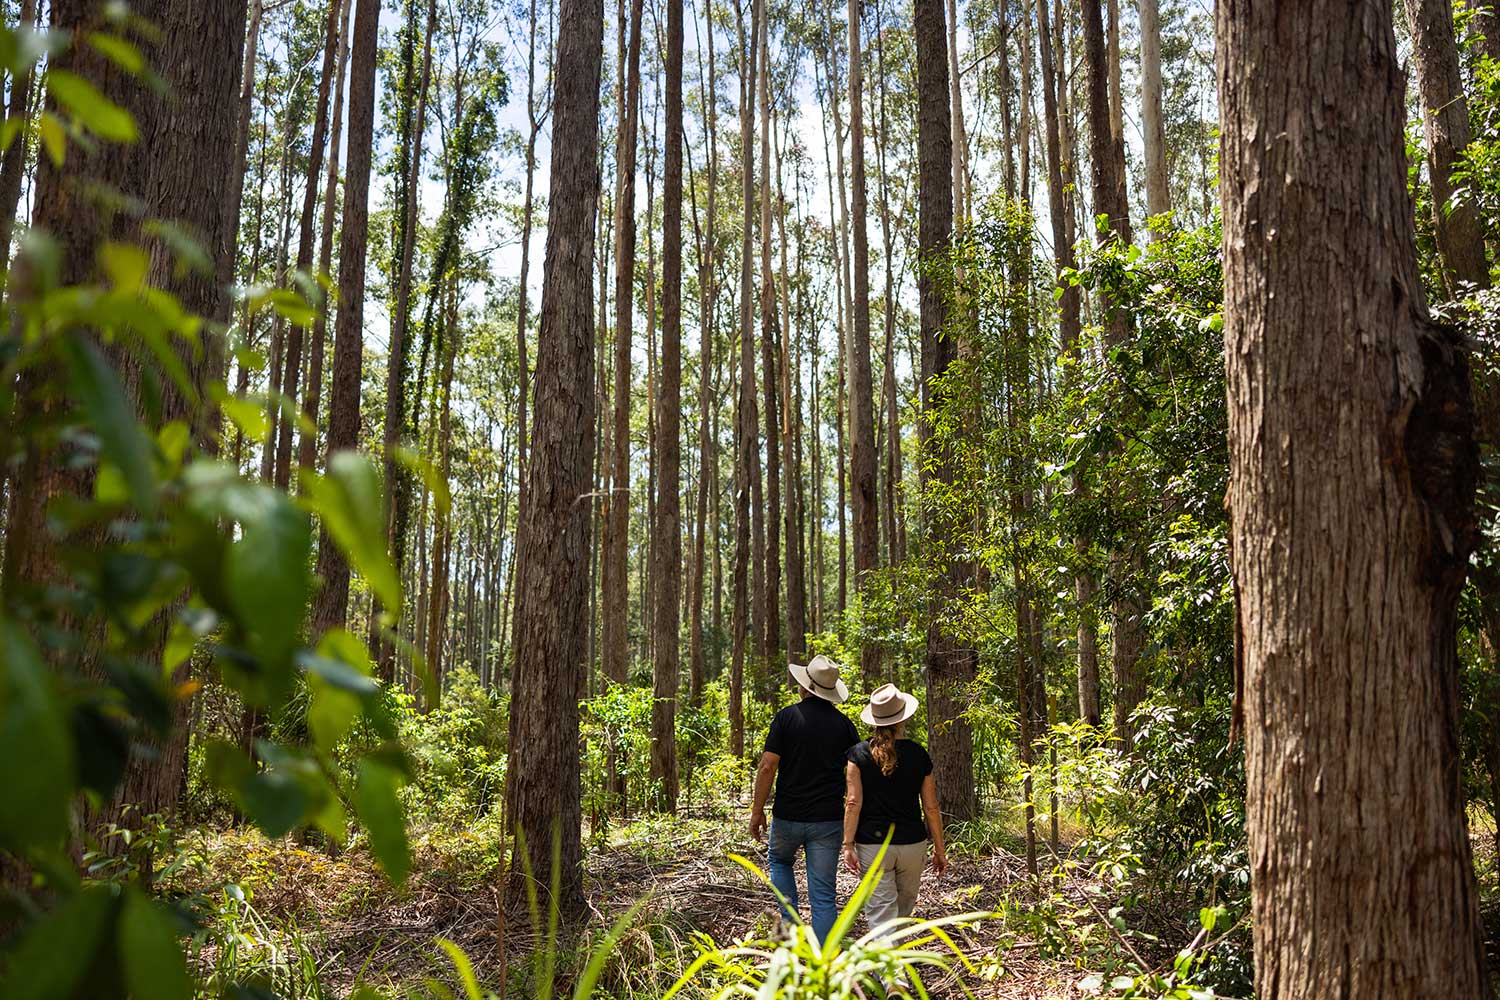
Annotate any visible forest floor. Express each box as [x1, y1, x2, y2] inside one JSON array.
[[165, 803, 1183, 999], [167, 806, 1500, 999]]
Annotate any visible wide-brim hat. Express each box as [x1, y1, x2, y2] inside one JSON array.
[[788, 654, 850, 704], [861, 682, 919, 728]]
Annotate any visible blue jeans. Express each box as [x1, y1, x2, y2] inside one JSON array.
[[767, 818, 842, 943]]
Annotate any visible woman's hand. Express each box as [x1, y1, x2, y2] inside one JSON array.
[[842, 843, 861, 875], [930, 845, 948, 877]]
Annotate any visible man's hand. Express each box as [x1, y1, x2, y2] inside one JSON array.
[[842, 844, 861, 875], [749, 808, 768, 841], [931, 846, 948, 877]]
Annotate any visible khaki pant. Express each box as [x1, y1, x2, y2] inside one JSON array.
[[855, 840, 928, 934]]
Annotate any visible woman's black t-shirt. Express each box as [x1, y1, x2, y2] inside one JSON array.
[[847, 739, 934, 845]]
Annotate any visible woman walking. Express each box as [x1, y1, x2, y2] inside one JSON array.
[[841, 683, 949, 933]]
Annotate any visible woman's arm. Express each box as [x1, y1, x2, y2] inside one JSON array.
[[919, 774, 948, 875], [842, 762, 863, 873]]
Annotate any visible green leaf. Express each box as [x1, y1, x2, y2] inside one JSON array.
[[437, 939, 483, 1000], [99, 240, 149, 292], [0, 115, 24, 153], [305, 453, 400, 614], [38, 111, 64, 166], [48, 69, 137, 142], [0, 886, 114, 1000], [355, 757, 409, 884], [241, 766, 308, 838], [0, 620, 75, 852], [1111, 975, 1136, 990], [87, 31, 145, 74], [1199, 906, 1216, 932], [225, 488, 311, 677], [218, 391, 271, 444], [304, 633, 375, 750], [396, 445, 450, 519], [119, 890, 191, 1000], [62, 335, 159, 513]]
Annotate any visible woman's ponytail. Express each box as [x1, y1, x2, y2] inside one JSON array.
[[870, 725, 898, 777]]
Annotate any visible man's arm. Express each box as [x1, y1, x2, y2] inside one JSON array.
[[749, 751, 780, 840]]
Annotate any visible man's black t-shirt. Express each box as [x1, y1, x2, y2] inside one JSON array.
[[846, 739, 934, 845], [763, 697, 860, 822]]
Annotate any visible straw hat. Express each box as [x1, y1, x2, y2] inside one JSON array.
[[860, 682, 920, 728], [787, 654, 850, 704]]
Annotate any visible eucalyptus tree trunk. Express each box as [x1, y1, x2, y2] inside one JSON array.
[[312, 0, 380, 634], [1036, 0, 1098, 727], [1405, 0, 1489, 292], [603, 0, 643, 711], [650, 0, 684, 812], [847, 0, 879, 686], [688, 0, 718, 705], [757, 0, 782, 663], [504, 0, 604, 913], [272, 0, 343, 490], [377, 0, 438, 676], [774, 113, 808, 664], [1082, 0, 1144, 745], [915, 0, 975, 822], [1219, 0, 1490, 993], [298, 0, 352, 473], [1139, 0, 1169, 235], [729, 0, 759, 755], [0, 0, 37, 285]]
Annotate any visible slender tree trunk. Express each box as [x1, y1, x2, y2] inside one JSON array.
[[874, 0, 904, 567], [1082, 0, 1143, 745], [603, 0, 642, 708], [650, 0, 684, 813], [730, 0, 759, 755], [774, 114, 808, 664], [1036, 0, 1098, 727], [1219, 1, 1490, 994], [757, 0, 782, 664], [504, 0, 603, 913], [916, 0, 975, 822], [1405, 0, 1489, 292], [0, 0, 37, 284], [377, 0, 439, 677], [1139, 0, 1169, 236], [272, 0, 343, 490], [299, 0, 353, 474], [688, 0, 717, 705], [311, 0, 380, 635], [847, 0, 879, 685]]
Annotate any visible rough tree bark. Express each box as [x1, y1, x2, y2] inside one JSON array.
[[311, 0, 380, 634], [602, 0, 643, 718], [650, 0, 683, 812], [915, 0, 975, 822], [847, 0, 879, 686], [504, 0, 603, 915], [297, 0, 353, 474], [1218, 1, 1491, 994]]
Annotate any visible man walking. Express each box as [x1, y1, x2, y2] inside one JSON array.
[[749, 654, 860, 943]]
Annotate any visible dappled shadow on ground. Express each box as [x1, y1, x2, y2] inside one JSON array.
[[166, 811, 1182, 998]]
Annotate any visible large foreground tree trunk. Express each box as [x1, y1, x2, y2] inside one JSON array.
[[1218, 1, 1490, 995], [504, 0, 603, 915]]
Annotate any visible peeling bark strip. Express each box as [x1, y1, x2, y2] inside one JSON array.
[[1216, 1, 1490, 995]]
